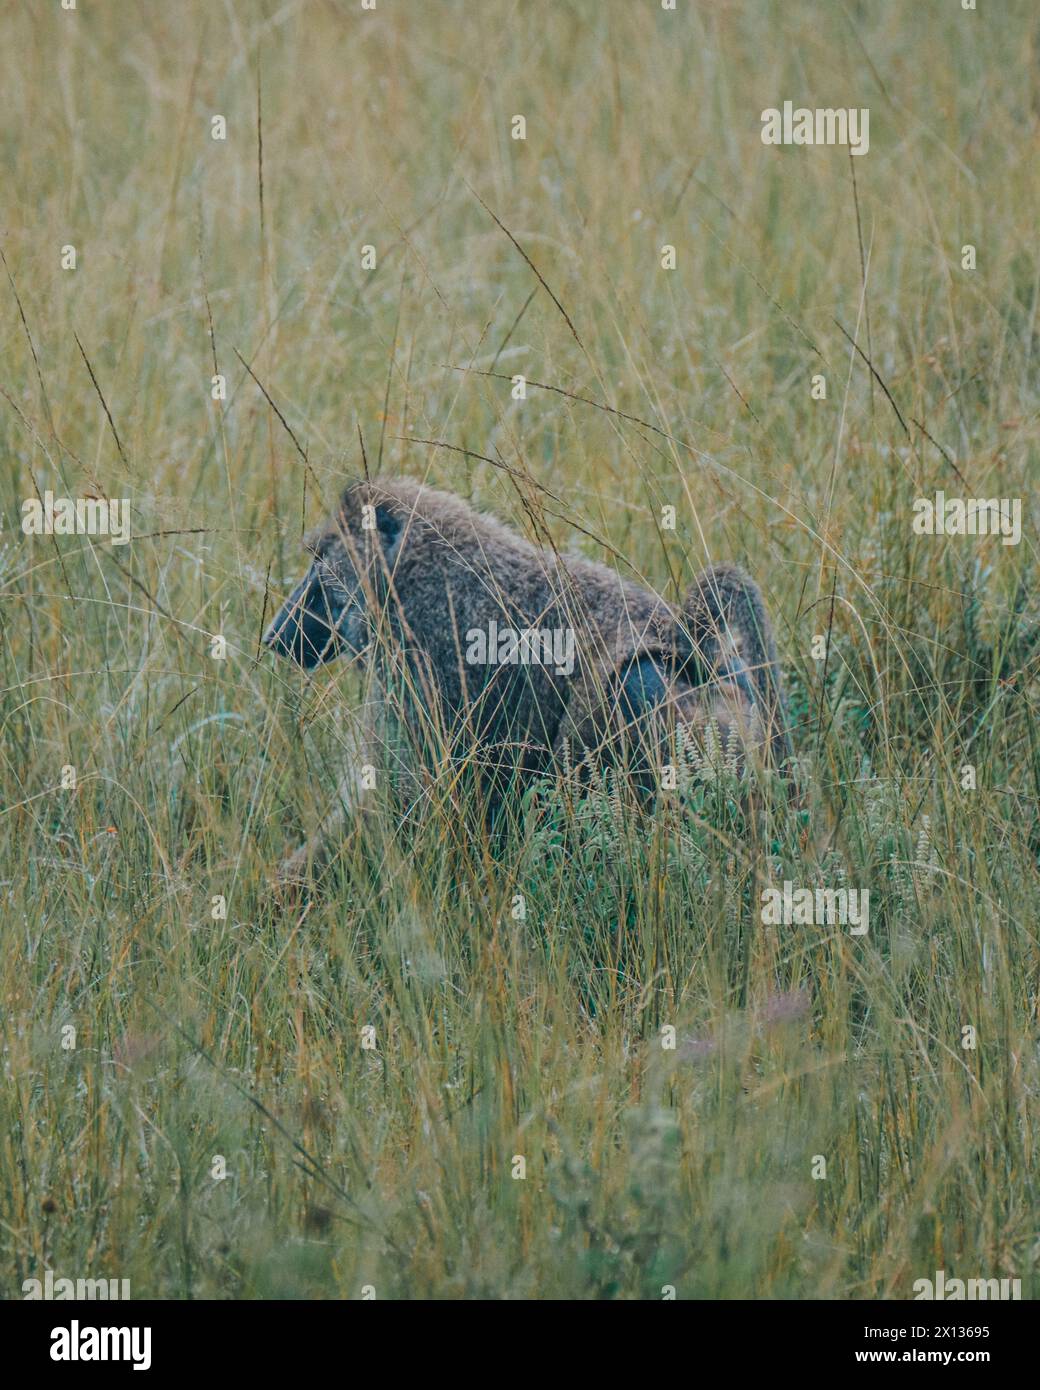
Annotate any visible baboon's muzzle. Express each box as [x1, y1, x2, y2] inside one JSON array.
[[263, 567, 346, 669]]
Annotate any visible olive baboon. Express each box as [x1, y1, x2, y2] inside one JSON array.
[[263, 477, 789, 880]]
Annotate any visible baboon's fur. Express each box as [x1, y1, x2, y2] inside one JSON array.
[[264, 477, 789, 881]]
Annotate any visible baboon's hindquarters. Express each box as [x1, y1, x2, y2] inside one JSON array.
[[680, 563, 791, 767]]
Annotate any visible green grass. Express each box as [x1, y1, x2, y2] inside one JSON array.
[[1, 0, 1038, 1299]]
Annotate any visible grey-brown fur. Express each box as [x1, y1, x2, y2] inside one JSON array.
[[263, 477, 789, 881], [680, 562, 792, 768]]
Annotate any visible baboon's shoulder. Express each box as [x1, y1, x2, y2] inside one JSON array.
[[343, 477, 529, 553]]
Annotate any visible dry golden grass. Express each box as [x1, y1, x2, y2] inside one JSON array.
[[1, 0, 1037, 1298]]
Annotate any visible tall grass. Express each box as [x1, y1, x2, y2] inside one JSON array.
[[1, 0, 1037, 1298]]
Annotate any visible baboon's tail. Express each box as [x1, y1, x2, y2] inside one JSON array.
[[680, 563, 792, 769]]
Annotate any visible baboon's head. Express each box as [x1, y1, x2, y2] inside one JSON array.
[[262, 483, 406, 669]]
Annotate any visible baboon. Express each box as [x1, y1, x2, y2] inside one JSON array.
[[263, 477, 790, 881]]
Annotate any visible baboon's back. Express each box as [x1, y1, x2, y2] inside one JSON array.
[[374, 484, 678, 786]]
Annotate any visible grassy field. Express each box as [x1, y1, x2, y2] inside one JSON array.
[[1, 0, 1038, 1300]]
